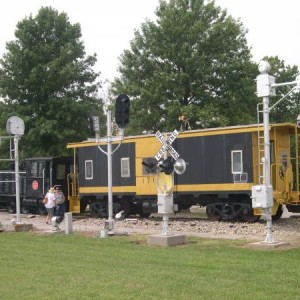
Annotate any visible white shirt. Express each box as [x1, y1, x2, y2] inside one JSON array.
[[45, 191, 56, 209]]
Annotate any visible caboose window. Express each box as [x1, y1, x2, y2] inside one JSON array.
[[85, 160, 93, 180], [121, 158, 130, 178], [231, 150, 243, 174], [56, 164, 66, 180], [30, 161, 44, 177]]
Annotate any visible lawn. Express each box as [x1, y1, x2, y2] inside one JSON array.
[[0, 232, 300, 299]]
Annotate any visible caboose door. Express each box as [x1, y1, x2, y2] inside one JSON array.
[[51, 157, 73, 199], [25, 158, 51, 199]]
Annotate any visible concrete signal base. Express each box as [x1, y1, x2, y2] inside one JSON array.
[[147, 234, 187, 247], [14, 224, 33, 232], [248, 241, 290, 249]]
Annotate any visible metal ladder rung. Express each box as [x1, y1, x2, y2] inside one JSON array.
[[257, 103, 265, 184]]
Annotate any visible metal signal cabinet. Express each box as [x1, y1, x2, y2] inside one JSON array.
[[66, 123, 300, 221]]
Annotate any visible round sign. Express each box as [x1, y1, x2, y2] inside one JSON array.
[[32, 180, 38, 191]]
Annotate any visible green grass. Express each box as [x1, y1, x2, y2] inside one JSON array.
[[1, 233, 300, 300]]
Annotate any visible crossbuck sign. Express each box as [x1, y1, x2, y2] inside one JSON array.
[[155, 130, 179, 161]]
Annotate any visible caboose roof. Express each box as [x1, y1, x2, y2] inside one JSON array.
[[67, 122, 299, 149]]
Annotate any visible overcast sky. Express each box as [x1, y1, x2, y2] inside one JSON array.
[[0, 0, 299, 82]]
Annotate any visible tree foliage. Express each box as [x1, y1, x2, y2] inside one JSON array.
[[264, 56, 300, 124], [0, 7, 103, 158], [112, 0, 258, 134]]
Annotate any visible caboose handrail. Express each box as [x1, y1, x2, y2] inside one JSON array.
[[0, 136, 16, 162], [42, 168, 45, 195]]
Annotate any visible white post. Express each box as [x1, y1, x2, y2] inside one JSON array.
[[162, 214, 170, 236], [107, 109, 114, 233], [263, 96, 271, 186], [14, 136, 21, 224], [262, 96, 274, 243], [64, 212, 73, 234]]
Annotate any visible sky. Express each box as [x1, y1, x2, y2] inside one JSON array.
[[0, 0, 299, 83]]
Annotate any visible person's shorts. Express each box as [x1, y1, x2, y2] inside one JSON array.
[[46, 207, 55, 217]]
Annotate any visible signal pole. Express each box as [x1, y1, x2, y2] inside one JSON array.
[[106, 109, 114, 232], [95, 94, 130, 236], [5, 116, 25, 224], [252, 60, 300, 244]]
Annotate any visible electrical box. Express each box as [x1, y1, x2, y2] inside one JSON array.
[[157, 194, 173, 214], [256, 74, 276, 97], [251, 185, 273, 208]]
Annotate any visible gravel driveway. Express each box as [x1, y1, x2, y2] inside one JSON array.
[[1, 207, 300, 246]]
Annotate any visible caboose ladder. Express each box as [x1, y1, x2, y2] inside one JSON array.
[[257, 103, 265, 184], [67, 148, 80, 213]]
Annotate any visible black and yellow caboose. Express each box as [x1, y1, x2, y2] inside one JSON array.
[[67, 123, 300, 221]]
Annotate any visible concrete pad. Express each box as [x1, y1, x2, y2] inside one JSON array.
[[147, 234, 187, 247], [248, 241, 290, 249], [14, 224, 33, 232]]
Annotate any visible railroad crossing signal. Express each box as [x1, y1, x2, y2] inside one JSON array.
[[155, 130, 179, 161], [152, 128, 187, 236]]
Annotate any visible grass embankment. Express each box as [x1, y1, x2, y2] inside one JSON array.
[[0, 233, 299, 299]]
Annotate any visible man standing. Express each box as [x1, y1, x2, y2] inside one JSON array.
[[52, 185, 65, 230]]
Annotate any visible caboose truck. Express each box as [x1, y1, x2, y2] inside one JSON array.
[[66, 122, 300, 222]]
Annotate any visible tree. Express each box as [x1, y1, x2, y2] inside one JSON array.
[[112, 0, 258, 134], [263, 56, 300, 124], [0, 7, 103, 157]]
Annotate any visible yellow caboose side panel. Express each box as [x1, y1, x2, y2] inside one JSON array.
[[135, 136, 158, 195], [252, 124, 299, 205]]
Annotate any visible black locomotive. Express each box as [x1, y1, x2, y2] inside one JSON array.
[[0, 157, 73, 215]]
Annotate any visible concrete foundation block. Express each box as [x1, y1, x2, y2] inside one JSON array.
[[14, 224, 33, 232], [65, 212, 73, 235], [147, 234, 187, 247], [248, 241, 290, 249]]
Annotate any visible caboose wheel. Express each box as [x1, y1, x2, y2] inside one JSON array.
[[37, 203, 47, 215], [7, 200, 16, 214], [241, 209, 260, 222], [272, 204, 283, 221], [119, 199, 131, 218], [206, 204, 221, 221], [21, 205, 30, 214], [139, 212, 151, 218]]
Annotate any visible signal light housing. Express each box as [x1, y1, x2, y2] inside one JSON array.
[[115, 94, 130, 128], [158, 157, 174, 175], [88, 113, 100, 137]]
